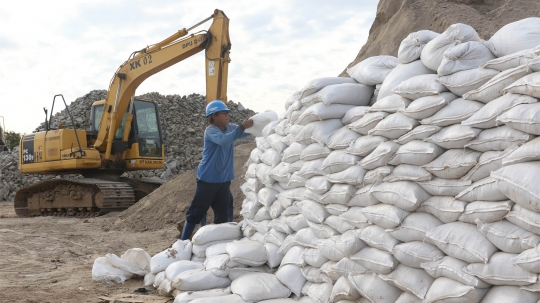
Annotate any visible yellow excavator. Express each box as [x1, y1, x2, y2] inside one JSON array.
[[15, 9, 231, 217]]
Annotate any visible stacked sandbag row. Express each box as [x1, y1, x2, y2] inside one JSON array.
[[235, 18, 540, 303]]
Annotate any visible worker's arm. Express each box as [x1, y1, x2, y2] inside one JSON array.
[[206, 124, 248, 146]]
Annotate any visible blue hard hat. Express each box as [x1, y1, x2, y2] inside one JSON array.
[[206, 100, 230, 117]]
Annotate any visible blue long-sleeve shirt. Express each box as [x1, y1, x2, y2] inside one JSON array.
[[196, 123, 251, 183]]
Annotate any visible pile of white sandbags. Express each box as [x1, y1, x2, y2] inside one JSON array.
[[237, 17, 540, 303], [93, 17, 540, 303]]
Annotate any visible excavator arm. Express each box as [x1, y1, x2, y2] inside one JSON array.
[[94, 9, 231, 159]]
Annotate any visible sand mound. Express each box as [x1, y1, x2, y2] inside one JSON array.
[[103, 143, 255, 232], [341, 0, 540, 75]]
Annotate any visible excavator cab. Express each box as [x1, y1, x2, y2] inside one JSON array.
[[89, 98, 164, 167]]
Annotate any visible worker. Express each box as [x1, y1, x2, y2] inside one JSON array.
[[180, 100, 253, 240]]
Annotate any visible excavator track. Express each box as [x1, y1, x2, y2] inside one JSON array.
[[14, 178, 137, 217]]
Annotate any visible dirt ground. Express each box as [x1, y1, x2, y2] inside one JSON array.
[[0, 143, 255, 303]]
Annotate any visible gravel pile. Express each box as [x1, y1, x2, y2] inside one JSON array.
[[0, 90, 255, 201]]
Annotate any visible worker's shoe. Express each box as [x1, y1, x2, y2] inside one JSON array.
[[176, 220, 185, 232]]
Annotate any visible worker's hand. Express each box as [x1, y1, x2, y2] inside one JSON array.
[[242, 118, 254, 129]]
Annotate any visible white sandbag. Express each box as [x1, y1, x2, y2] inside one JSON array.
[[249, 111, 279, 137], [165, 260, 204, 281], [463, 93, 537, 129], [264, 243, 284, 268], [344, 135, 389, 156], [400, 92, 458, 120], [302, 83, 374, 107], [492, 162, 540, 212], [303, 247, 330, 268], [324, 216, 355, 234], [393, 74, 448, 99], [295, 227, 321, 248], [226, 240, 267, 266], [305, 176, 332, 195], [303, 282, 333, 303], [361, 204, 410, 229], [420, 98, 484, 126], [325, 205, 349, 217], [258, 187, 279, 207], [465, 252, 538, 286], [297, 159, 325, 179], [421, 255, 491, 288], [317, 232, 365, 262], [350, 247, 397, 274], [423, 277, 489, 303], [347, 111, 390, 135], [295, 119, 343, 146], [267, 133, 287, 153], [339, 207, 371, 229], [158, 278, 174, 297], [363, 166, 394, 185], [341, 106, 371, 125], [482, 46, 540, 71], [456, 177, 508, 202], [395, 292, 422, 303], [144, 272, 155, 286], [92, 257, 133, 283], [398, 30, 439, 64], [485, 17, 540, 57], [260, 148, 282, 167], [231, 272, 291, 302], [512, 245, 540, 274], [438, 41, 495, 76], [275, 264, 306, 296], [458, 200, 514, 224], [299, 200, 330, 224], [300, 77, 357, 99], [228, 265, 272, 281], [263, 120, 279, 137], [369, 94, 412, 113], [380, 264, 435, 299], [105, 248, 151, 276], [331, 276, 361, 302], [497, 102, 540, 135], [477, 219, 540, 253], [257, 163, 276, 186], [421, 23, 481, 71], [463, 64, 532, 103], [422, 148, 481, 179], [387, 212, 443, 242], [383, 164, 432, 182], [173, 288, 232, 303], [326, 127, 362, 150], [285, 214, 309, 233], [190, 294, 248, 303], [171, 268, 231, 291], [348, 185, 380, 207], [392, 241, 445, 268], [150, 240, 193, 274], [320, 184, 357, 205], [254, 207, 272, 222], [270, 163, 291, 183], [394, 125, 442, 145], [283, 142, 305, 163], [463, 147, 517, 182], [348, 273, 402, 303], [359, 225, 401, 253], [321, 150, 361, 174], [418, 177, 471, 196], [465, 126, 531, 152], [153, 271, 166, 288], [505, 204, 540, 235], [265, 228, 287, 246], [424, 125, 481, 149], [417, 196, 467, 223], [307, 221, 339, 239], [388, 140, 445, 166], [360, 141, 400, 169], [296, 103, 355, 126], [378, 60, 435, 100], [437, 68, 500, 96], [368, 113, 419, 139], [529, 55, 540, 72], [426, 222, 498, 263], [479, 285, 540, 303], [370, 181, 431, 211], [331, 258, 369, 278], [347, 56, 400, 85], [325, 165, 366, 186], [300, 144, 331, 162], [503, 137, 540, 166]]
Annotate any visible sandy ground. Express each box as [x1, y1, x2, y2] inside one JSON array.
[[0, 201, 178, 303]]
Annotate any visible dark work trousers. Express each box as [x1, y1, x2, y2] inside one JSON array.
[[200, 190, 233, 226], [185, 179, 231, 225]]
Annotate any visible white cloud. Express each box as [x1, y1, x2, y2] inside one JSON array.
[[0, 0, 377, 134]]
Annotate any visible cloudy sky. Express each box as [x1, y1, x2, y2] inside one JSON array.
[[0, 0, 378, 134]]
